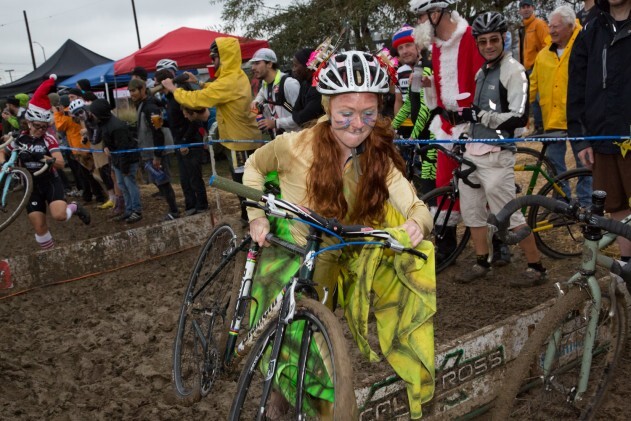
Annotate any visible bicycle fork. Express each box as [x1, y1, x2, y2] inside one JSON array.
[[224, 243, 260, 366]]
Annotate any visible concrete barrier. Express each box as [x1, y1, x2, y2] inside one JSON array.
[[0, 212, 234, 294]]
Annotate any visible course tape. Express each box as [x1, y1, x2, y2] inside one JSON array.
[[58, 135, 629, 154]]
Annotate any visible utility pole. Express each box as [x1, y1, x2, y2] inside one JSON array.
[[23, 10, 37, 70], [131, 0, 142, 49], [6, 70, 15, 82]]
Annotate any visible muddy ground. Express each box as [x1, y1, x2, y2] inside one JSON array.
[[0, 157, 629, 420]]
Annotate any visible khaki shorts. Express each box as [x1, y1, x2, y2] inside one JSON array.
[[593, 152, 631, 212], [458, 150, 527, 229]]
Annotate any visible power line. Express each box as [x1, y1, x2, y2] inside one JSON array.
[[0, 0, 104, 28]]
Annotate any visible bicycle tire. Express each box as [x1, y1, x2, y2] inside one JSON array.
[[492, 278, 627, 420], [528, 168, 593, 258], [421, 186, 471, 272], [172, 223, 242, 404], [514, 147, 557, 215], [0, 168, 33, 233], [229, 298, 358, 420]]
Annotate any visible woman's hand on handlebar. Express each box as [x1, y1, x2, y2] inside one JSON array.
[[249, 217, 271, 247], [400, 219, 424, 248]]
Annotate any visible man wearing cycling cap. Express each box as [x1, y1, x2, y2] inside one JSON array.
[[250, 47, 300, 137], [455, 11, 547, 287]]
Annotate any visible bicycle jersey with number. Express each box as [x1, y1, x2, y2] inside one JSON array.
[[7, 130, 60, 177]]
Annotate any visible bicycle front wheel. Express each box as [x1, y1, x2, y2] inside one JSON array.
[[528, 168, 592, 258], [0, 168, 33, 233], [229, 298, 358, 420], [492, 278, 627, 420], [172, 223, 243, 404], [421, 186, 470, 272]]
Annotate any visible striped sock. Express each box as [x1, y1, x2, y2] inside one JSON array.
[[35, 231, 55, 250], [66, 202, 78, 221]]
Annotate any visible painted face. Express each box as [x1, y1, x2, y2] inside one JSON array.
[[549, 15, 573, 47], [519, 4, 534, 20], [329, 93, 379, 155], [476, 32, 504, 62], [397, 42, 420, 66]]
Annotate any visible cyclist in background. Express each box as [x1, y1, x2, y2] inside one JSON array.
[[455, 12, 547, 287], [0, 76, 90, 249], [244, 50, 436, 419]]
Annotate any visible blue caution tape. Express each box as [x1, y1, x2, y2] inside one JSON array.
[[59, 134, 629, 154]]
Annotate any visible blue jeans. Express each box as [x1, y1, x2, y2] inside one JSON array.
[[113, 162, 142, 214], [545, 140, 593, 206]]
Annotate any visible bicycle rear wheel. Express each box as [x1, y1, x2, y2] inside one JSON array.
[[528, 168, 592, 258], [421, 186, 470, 272], [492, 278, 627, 420], [229, 298, 358, 420], [172, 223, 244, 404], [0, 168, 33, 233]]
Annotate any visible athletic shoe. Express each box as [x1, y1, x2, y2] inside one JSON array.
[[126, 212, 143, 224], [164, 212, 179, 221], [455, 264, 492, 284], [509, 268, 547, 288], [184, 208, 198, 217], [113, 213, 131, 222], [98, 199, 115, 210], [72, 202, 91, 225]]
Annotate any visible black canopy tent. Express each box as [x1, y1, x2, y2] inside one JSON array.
[[0, 39, 111, 97]]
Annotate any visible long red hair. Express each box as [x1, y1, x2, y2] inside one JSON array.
[[306, 116, 406, 226]]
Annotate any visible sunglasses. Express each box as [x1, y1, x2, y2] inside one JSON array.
[[476, 36, 503, 47], [31, 123, 48, 130]]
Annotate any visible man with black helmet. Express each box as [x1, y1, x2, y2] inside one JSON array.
[[455, 11, 546, 287]]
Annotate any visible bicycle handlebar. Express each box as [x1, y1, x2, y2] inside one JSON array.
[[418, 144, 481, 189], [209, 175, 427, 260], [488, 195, 631, 244]]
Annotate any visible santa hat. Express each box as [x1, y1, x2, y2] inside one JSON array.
[[28, 75, 57, 115], [392, 25, 415, 49]]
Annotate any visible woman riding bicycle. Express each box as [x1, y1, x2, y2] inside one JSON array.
[[243, 50, 436, 419], [0, 76, 90, 249]]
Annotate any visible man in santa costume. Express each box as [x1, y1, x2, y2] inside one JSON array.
[[409, 0, 491, 265]]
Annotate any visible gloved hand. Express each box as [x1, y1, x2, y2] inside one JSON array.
[[458, 105, 481, 123]]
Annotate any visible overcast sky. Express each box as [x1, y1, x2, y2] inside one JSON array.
[[0, 0, 284, 85]]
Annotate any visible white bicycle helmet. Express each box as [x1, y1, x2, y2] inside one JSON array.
[[25, 107, 52, 123], [69, 98, 87, 115], [409, 0, 456, 14], [156, 58, 178, 74], [316, 51, 390, 95]]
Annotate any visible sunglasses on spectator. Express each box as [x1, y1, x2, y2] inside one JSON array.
[[476, 36, 503, 47]]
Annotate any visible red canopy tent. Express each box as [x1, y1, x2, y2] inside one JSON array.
[[114, 27, 269, 74]]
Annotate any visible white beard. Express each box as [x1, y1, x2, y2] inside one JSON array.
[[413, 21, 433, 50]]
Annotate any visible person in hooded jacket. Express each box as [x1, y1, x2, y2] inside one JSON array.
[[89, 99, 143, 223], [161, 37, 263, 222]]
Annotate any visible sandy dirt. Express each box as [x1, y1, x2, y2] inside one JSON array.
[[1, 160, 629, 420]]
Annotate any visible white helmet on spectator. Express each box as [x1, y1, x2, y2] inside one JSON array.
[[156, 59, 178, 74], [69, 98, 87, 115], [316, 51, 390, 96]]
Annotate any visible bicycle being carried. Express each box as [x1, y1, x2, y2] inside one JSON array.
[[172, 175, 428, 420], [0, 132, 51, 233], [487, 191, 631, 419]]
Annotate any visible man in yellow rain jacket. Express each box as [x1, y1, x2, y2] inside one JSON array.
[[161, 36, 263, 221], [529, 5, 591, 204]]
